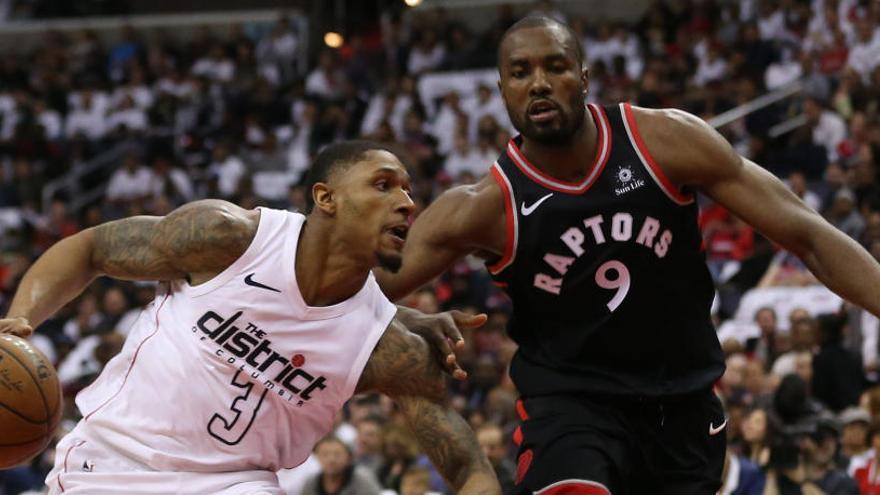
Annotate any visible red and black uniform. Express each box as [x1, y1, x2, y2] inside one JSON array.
[[488, 103, 726, 494]]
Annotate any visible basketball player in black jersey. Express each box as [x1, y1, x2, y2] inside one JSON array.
[[375, 16, 880, 495]]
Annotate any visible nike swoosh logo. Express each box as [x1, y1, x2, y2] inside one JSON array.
[[244, 273, 281, 293], [520, 193, 554, 216], [709, 419, 727, 436]]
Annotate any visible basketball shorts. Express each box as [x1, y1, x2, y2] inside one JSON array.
[[510, 389, 726, 495], [45, 429, 284, 495]]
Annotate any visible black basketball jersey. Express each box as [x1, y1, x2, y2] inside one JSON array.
[[487, 103, 724, 398]]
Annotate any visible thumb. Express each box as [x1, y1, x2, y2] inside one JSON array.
[[454, 311, 487, 329]]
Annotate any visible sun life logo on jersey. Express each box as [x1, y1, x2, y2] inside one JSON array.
[[614, 165, 645, 196]]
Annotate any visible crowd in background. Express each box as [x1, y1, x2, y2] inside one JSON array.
[[2, 0, 880, 493]]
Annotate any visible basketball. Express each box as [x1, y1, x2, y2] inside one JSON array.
[[0, 334, 62, 468]]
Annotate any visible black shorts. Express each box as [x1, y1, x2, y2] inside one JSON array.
[[510, 389, 726, 495]]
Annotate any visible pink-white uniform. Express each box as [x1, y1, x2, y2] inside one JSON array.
[[46, 208, 396, 494]]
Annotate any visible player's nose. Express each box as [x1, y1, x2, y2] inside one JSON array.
[[528, 68, 552, 97], [394, 188, 415, 217]]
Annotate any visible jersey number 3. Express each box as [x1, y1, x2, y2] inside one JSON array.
[[207, 370, 268, 445], [595, 260, 631, 312]]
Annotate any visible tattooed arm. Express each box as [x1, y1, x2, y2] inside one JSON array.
[[357, 316, 500, 495], [3, 200, 257, 333]]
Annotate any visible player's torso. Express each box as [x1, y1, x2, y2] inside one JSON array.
[[72, 208, 394, 473], [489, 103, 723, 397]]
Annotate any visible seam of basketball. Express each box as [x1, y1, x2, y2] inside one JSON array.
[[0, 436, 49, 447], [0, 399, 47, 424], [0, 344, 52, 428]]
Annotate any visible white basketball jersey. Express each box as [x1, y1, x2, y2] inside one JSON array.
[[48, 208, 396, 492]]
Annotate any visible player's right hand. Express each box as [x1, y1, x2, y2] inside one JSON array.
[[0, 317, 33, 337]]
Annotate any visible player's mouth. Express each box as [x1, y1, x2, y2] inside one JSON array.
[[528, 99, 560, 124], [384, 222, 409, 248]]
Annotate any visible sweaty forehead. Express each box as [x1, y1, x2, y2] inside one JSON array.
[[500, 25, 577, 64]]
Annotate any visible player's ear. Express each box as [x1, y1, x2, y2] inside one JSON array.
[[581, 66, 589, 96], [312, 183, 336, 215]]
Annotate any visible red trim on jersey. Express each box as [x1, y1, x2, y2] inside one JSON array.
[[515, 399, 529, 420], [534, 480, 612, 495], [513, 426, 524, 446], [506, 104, 611, 194], [622, 102, 693, 204], [58, 439, 86, 492], [516, 448, 534, 484], [487, 164, 517, 275], [84, 293, 169, 422]]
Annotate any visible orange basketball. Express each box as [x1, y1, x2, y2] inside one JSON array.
[[0, 334, 62, 468]]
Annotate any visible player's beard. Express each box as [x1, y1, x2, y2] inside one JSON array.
[[377, 252, 402, 273], [515, 93, 586, 147]]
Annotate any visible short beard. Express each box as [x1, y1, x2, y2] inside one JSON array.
[[377, 253, 402, 273], [516, 94, 586, 147]]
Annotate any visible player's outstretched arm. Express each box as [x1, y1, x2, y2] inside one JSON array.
[[356, 318, 500, 495], [632, 106, 880, 317], [2, 199, 257, 334], [374, 175, 506, 301]]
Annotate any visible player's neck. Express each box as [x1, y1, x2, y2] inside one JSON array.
[[295, 219, 371, 307], [519, 111, 598, 183]]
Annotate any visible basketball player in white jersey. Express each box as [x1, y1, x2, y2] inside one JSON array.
[[0, 140, 500, 495]]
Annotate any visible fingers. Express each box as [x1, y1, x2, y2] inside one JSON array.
[[0, 318, 33, 338], [451, 311, 488, 329], [447, 354, 468, 380]]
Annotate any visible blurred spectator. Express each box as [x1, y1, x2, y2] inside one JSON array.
[[476, 424, 516, 493], [825, 187, 865, 240], [105, 152, 155, 205], [355, 415, 385, 475], [853, 423, 880, 494], [302, 436, 382, 495], [812, 313, 865, 413], [839, 407, 871, 473]]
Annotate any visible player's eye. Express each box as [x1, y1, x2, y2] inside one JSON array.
[[375, 180, 389, 191]]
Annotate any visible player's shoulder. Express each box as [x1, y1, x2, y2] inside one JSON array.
[[628, 105, 708, 138], [429, 174, 504, 230], [162, 199, 260, 237], [627, 105, 739, 182]]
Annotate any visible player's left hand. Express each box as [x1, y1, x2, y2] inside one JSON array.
[[406, 309, 487, 380]]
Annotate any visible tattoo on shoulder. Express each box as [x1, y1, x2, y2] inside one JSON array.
[[92, 200, 257, 281]]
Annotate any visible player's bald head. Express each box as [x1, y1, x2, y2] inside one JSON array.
[[497, 16, 584, 70]]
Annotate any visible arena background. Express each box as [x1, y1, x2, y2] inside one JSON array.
[[1, 0, 880, 493]]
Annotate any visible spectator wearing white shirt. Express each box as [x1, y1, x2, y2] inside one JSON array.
[[105, 153, 155, 203], [846, 17, 880, 83], [361, 84, 413, 138], [694, 44, 729, 87], [804, 96, 847, 163], [105, 95, 148, 135], [407, 30, 446, 75], [757, 1, 788, 41], [209, 141, 247, 199], [149, 155, 194, 205], [111, 67, 154, 111], [33, 99, 62, 140], [465, 84, 512, 144], [64, 91, 106, 140], [444, 134, 494, 180], [429, 91, 468, 156], [192, 45, 235, 83], [787, 170, 823, 212], [305, 50, 345, 100], [764, 48, 803, 90]]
